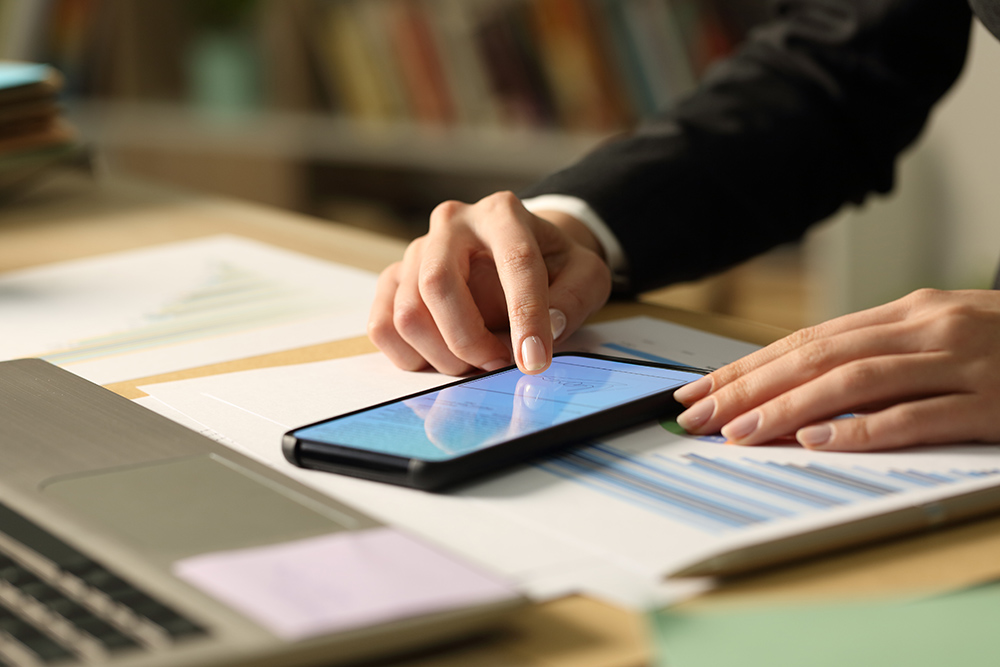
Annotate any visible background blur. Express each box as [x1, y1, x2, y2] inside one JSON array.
[[3, 0, 1000, 332]]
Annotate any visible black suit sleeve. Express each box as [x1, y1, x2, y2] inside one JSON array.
[[519, 0, 972, 294]]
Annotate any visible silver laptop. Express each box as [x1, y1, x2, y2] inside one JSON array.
[[0, 359, 524, 667]]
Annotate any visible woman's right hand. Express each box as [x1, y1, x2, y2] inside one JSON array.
[[368, 191, 612, 376]]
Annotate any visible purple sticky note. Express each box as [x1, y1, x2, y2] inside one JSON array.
[[173, 527, 518, 640]]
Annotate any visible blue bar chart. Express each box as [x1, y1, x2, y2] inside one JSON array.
[[535, 444, 1000, 533]]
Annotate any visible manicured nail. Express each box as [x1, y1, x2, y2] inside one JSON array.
[[549, 308, 567, 340], [674, 376, 712, 405], [520, 335, 546, 372], [722, 411, 760, 441], [482, 358, 509, 372], [677, 397, 715, 432], [797, 424, 833, 448]]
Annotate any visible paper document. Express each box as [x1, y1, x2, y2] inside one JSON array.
[[138, 317, 1000, 609], [0, 236, 378, 383]]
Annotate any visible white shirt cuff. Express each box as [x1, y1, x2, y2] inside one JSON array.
[[521, 194, 629, 284]]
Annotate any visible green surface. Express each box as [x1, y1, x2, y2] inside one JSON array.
[[651, 582, 1000, 666]]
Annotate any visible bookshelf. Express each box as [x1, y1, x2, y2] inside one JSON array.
[[67, 100, 609, 177], [14, 0, 762, 230]]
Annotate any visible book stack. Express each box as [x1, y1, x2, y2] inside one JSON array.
[[305, 0, 737, 132], [0, 61, 78, 195]]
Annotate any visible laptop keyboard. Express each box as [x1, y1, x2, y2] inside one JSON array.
[[0, 501, 206, 665]]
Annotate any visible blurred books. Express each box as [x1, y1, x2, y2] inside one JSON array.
[[298, 0, 738, 132], [0, 61, 78, 195], [12, 0, 744, 133]]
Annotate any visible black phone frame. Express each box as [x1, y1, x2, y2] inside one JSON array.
[[282, 352, 708, 491]]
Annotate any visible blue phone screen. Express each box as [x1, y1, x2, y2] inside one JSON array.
[[291, 356, 704, 462]]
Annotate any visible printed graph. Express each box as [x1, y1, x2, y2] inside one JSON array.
[[41, 261, 325, 364], [536, 444, 1000, 533]]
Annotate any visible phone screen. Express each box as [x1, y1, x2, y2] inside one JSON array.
[[290, 355, 704, 462]]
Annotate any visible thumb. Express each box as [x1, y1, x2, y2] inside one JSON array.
[[545, 251, 613, 350]]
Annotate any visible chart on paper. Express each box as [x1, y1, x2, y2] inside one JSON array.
[[43, 260, 325, 364], [537, 442, 1000, 533], [134, 317, 1000, 607], [0, 236, 378, 383]]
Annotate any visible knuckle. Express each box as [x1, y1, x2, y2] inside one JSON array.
[[787, 323, 824, 347], [717, 377, 756, 409], [844, 416, 875, 447], [376, 262, 403, 289], [380, 261, 402, 278], [892, 404, 922, 432], [392, 302, 426, 338], [498, 242, 539, 274], [402, 237, 426, 263], [868, 405, 921, 447], [480, 190, 520, 211], [929, 304, 978, 347], [904, 287, 944, 310], [447, 332, 487, 361], [835, 361, 879, 393], [417, 260, 452, 301], [793, 338, 835, 375], [508, 295, 548, 327], [429, 200, 465, 229], [366, 313, 395, 347]]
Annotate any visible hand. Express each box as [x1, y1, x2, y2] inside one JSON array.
[[368, 192, 612, 375], [673, 289, 1000, 452]]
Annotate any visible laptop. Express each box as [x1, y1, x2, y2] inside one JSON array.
[[0, 359, 524, 666]]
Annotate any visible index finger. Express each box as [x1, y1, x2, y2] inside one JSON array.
[[473, 193, 554, 374]]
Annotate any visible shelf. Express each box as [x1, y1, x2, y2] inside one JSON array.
[[67, 100, 614, 179]]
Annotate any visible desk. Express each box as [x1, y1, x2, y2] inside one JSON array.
[[7, 171, 1000, 666]]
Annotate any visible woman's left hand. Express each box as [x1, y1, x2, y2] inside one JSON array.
[[673, 289, 1000, 451]]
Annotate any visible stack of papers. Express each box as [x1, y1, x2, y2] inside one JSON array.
[[133, 313, 1000, 610]]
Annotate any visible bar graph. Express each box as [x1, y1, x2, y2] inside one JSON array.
[[42, 261, 322, 364], [535, 444, 1000, 533]]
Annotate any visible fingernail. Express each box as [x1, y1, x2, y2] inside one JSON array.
[[722, 411, 760, 441], [549, 308, 567, 340], [674, 376, 712, 405], [482, 358, 509, 372], [520, 335, 547, 372], [677, 397, 715, 432], [797, 424, 833, 448]]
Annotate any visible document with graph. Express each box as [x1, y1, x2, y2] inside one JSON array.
[[134, 316, 1000, 608], [0, 235, 378, 383]]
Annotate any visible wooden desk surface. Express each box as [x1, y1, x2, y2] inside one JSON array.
[[6, 171, 1000, 666]]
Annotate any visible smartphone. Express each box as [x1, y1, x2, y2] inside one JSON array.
[[282, 352, 708, 491]]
